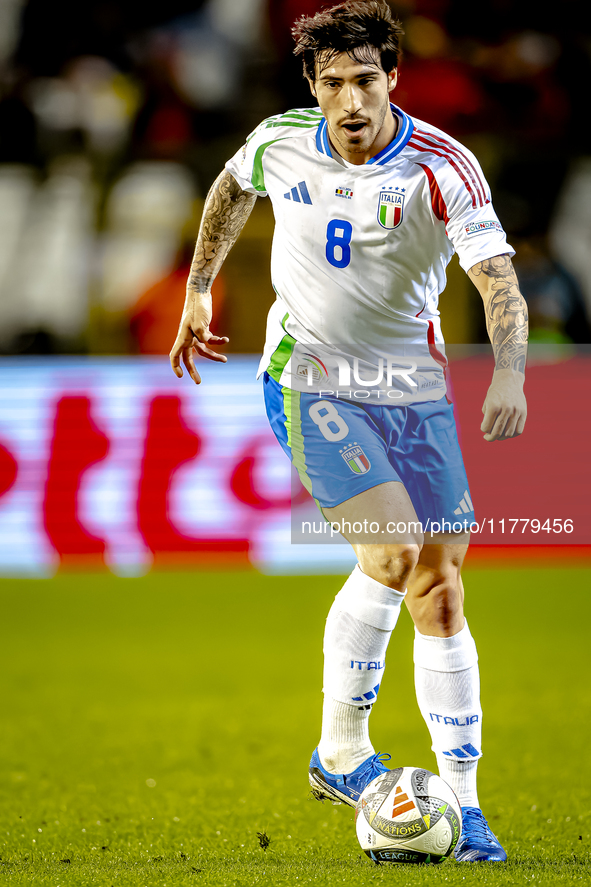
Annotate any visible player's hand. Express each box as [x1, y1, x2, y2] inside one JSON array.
[[169, 293, 229, 385], [481, 368, 527, 442]]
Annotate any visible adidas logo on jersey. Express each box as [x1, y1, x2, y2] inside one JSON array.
[[454, 490, 473, 515], [284, 181, 312, 204]]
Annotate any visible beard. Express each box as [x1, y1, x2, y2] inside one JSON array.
[[329, 99, 390, 156]]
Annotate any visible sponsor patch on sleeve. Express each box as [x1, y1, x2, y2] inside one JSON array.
[[464, 220, 504, 236]]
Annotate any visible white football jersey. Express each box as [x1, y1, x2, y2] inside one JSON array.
[[226, 103, 513, 403]]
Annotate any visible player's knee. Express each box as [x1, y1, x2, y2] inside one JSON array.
[[363, 544, 421, 590], [425, 580, 463, 634]]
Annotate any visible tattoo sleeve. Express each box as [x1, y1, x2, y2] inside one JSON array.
[[188, 169, 257, 295], [470, 254, 529, 373]]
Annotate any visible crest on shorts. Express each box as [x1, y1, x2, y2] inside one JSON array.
[[340, 442, 371, 475], [377, 187, 405, 229]]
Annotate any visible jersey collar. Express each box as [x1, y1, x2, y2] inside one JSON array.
[[315, 103, 413, 165]]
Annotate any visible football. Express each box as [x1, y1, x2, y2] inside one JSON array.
[[355, 767, 462, 864]]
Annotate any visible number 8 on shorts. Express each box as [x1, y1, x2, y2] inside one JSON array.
[[309, 401, 350, 442]]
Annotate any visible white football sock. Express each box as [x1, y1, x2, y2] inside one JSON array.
[[414, 622, 482, 808], [319, 564, 406, 774], [319, 697, 373, 775]]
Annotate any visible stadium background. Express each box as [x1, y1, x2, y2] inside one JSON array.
[[1, 3, 591, 884], [0, 0, 590, 572]]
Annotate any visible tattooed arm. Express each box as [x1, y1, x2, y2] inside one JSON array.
[[170, 169, 257, 384], [468, 254, 528, 441]]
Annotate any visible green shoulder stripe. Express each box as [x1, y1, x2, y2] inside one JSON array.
[[266, 121, 318, 130], [252, 138, 287, 192], [256, 109, 320, 131], [281, 110, 322, 119], [250, 110, 321, 190], [246, 111, 287, 142], [265, 109, 322, 126], [281, 107, 322, 116]]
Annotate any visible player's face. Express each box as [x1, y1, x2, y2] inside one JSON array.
[[310, 49, 397, 165]]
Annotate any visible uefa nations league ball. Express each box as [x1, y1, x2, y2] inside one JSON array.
[[355, 767, 462, 864]]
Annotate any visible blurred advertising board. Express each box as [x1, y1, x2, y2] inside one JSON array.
[[0, 350, 588, 577], [0, 356, 355, 576]]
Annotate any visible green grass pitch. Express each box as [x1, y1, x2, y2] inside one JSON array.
[[0, 565, 590, 885]]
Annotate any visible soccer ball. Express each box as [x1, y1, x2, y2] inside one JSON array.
[[355, 767, 462, 864]]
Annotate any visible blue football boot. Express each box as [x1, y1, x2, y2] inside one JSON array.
[[454, 807, 507, 862], [308, 747, 391, 807]]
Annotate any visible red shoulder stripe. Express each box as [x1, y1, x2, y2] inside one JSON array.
[[410, 136, 478, 208], [412, 129, 487, 205], [410, 129, 489, 207], [417, 162, 449, 225], [411, 129, 487, 205]]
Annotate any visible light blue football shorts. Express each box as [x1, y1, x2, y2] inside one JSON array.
[[263, 371, 474, 528]]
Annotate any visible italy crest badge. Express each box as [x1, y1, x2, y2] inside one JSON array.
[[340, 443, 371, 475], [377, 188, 405, 229]]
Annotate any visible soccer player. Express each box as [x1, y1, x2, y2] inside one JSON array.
[[170, 0, 527, 863]]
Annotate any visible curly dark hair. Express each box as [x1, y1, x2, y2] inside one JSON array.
[[292, 0, 404, 81]]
